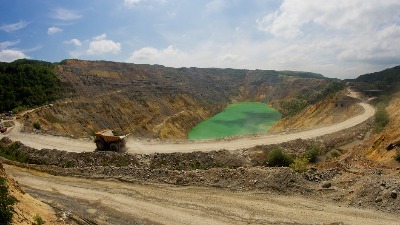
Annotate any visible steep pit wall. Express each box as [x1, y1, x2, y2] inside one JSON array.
[[22, 60, 337, 140]]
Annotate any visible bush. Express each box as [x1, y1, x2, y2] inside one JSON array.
[[330, 150, 341, 158], [33, 214, 44, 225], [304, 145, 320, 163], [33, 122, 41, 130], [396, 154, 400, 162], [267, 148, 293, 167], [0, 178, 16, 225], [290, 157, 308, 173]]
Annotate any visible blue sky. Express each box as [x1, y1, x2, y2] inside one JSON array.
[[1, 0, 400, 78]]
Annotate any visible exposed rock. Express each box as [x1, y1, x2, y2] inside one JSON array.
[[1, 137, 12, 144], [390, 190, 397, 199], [322, 182, 332, 188]]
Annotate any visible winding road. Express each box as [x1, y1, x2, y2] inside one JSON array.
[[3, 91, 375, 154]]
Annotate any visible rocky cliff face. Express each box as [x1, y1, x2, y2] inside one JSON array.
[[22, 60, 337, 139]]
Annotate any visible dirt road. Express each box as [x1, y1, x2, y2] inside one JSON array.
[[4, 164, 397, 225], [4, 101, 375, 153]]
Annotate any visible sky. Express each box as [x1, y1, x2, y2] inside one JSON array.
[[1, 0, 400, 79]]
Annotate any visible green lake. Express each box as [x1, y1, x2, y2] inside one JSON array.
[[188, 102, 281, 140]]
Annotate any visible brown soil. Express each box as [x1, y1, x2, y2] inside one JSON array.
[[0, 162, 66, 225], [21, 60, 335, 140]]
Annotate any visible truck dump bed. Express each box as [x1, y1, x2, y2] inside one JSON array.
[[95, 129, 129, 142]]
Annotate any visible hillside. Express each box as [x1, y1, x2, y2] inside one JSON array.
[[350, 65, 400, 95], [19, 59, 339, 139], [0, 59, 62, 112], [269, 89, 363, 133]]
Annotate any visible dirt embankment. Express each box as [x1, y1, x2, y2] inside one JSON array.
[[0, 161, 65, 225], [366, 93, 400, 166]]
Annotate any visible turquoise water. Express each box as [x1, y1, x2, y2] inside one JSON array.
[[188, 102, 281, 140]]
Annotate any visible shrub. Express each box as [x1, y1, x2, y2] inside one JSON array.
[[33, 214, 44, 225], [267, 148, 293, 167], [0, 178, 16, 225], [290, 157, 308, 173], [396, 154, 400, 162], [304, 145, 320, 163], [33, 122, 41, 130], [330, 150, 341, 158]]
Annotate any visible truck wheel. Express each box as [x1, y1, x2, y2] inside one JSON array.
[[110, 143, 119, 152], [96, 141, 105, 151]]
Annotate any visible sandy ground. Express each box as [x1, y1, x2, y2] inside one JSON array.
[[3, 101, 375, 154], [4, 164, 398, 225]]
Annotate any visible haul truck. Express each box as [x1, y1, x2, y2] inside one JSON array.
[[94, 129, 129, 151]]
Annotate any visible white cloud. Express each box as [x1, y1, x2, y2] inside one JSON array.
[[65, 39, 82, 46], [125, 0, 141, 5], [127, 45, 187, 65], [257, 0, 400, 39], [47, 27, 62, 35], [93, 34, 107, 41], [0, 49, 28, 62], [51, 8, 82, 21], [0, 20, 30, 32], [87, 34, 121, 55], [253, 0, 400, 77], [0, 40, 20, 50]]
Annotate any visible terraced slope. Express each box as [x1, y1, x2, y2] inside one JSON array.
[[21, 59, 339, 139]]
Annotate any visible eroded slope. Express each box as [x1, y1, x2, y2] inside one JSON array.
[[21, 60, 337, 139]]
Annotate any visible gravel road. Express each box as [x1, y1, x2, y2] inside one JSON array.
[[4, 101, 375, 154], [5, 164, 398, 225]]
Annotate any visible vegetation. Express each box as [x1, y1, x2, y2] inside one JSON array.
[[373, 103, 389, 133], [33, 122, 41, 130], [33, 214, 44, 225], [0, 177, 16, 225], [0, 59, 63, 112], [290, 157, 308, 173], [304, 145, 320, 163], [354, 65, 400, 94], [395, 153, 400, 162], [0, 142, 28, 163], [267, 148, 293, 167], [280, 81, 344, 117], [280, 99, 308, 117], [330, 150, 341, 158]]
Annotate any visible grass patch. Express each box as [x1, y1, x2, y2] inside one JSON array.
[[373, 104, 389, 133]]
